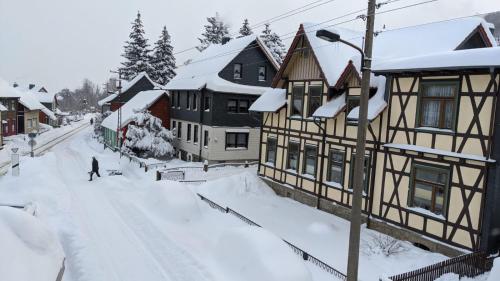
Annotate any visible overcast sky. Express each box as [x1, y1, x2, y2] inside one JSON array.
[[0, 0, 498, 92]]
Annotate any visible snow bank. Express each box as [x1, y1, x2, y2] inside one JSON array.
[[0, 206, 64, 281], [146, 181, 201, 223], [487, 257, 500, 281], [215, 226, 312, 281], [199, 172, 275, 198]]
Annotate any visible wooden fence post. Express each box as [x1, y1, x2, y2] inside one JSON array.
[[203, 160, 208, 172], [156, 171, 161, 181], [244, 160, 249, 168]]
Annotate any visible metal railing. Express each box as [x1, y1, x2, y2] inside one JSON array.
[[197, 193, 347, 280], [386, 251, 494, 281]]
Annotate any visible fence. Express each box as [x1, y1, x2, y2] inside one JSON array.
[[386, 251, 494, 281], [156, 161, 258, 182], [196, 193, 347, 281]]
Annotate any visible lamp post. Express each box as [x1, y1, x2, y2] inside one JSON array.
[[316, 0, 377, 280]]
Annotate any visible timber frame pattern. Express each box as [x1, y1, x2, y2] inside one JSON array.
[[256, 24, 500, 253]]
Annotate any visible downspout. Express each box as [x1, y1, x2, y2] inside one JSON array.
[[198, 89, 204, 161], [313, 117, 327, 209]]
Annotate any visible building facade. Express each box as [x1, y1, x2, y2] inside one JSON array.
[[166, 35, 279, 162], [252, 20, 499, 255]]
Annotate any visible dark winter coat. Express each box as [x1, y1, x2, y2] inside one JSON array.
[[92, 158, 99, 172]]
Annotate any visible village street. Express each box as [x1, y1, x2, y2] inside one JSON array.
[[0, 125, 466, 281]]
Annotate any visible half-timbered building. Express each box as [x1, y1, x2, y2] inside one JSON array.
[[251, 18, 498, 255]]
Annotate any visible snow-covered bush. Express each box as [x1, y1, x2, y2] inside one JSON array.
[[121, 110, 173, 159], [363, 233, 406, 257], [92, 111, 110, 143]]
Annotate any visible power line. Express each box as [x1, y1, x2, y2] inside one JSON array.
[[174, 0, 338, 55]]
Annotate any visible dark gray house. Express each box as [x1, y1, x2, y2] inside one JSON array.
[[105, 72, 161, 112], [165, 35, 279, 162]]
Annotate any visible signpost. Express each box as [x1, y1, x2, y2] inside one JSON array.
[[28, 132, 37, 157], [11, 147, 19, 176]]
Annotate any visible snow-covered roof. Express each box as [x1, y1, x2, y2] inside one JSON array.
[[312, 93, 346, 118], [249, 88, 287, 112], [0, 79, 22, 98], [40, 106, 57, 121], [54, 108, 69, 116], [0, 104, 6, 111], [98, 93, 118, 106], [120, 72, 158, 94], [18, 91, 45, 111], [165, 35, 277, 95], [299, 17, 496, 88], [0, 207, 65, 281], [373, 47, 500, 73], [383, 143, 496, 163], [34, 92, 56, 104], [101, 90, 168, 131], [347, 76, 387, 121]]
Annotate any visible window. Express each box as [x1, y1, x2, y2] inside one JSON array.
[[303, 145, 317, 176], [328, 150, 345, 184], [177, 122, 182, 138], [287, 142, 300, 171], [227, 99, 238, 113], [418, 81, 458, 130], [258, 66, 266, 81], [27, 119, 32, 129], [349, 154, 370, 193], [171, 92, 176, 108], [172, 120, 176, 132], [187, 124, 192, 141], [234, 63, 242, 79], [176, 92, 180, 108], [193, 125, 199, 143], [203, 130, 209, 147], [346, 96, 360, 114], [204, 96, 211, 111], [239, 100, 249, 113], [225, 132, 248, 149], [266, 138, 277, 164], [410, 164, 450, 216], [192, 94, 197, 110], [291, 85, 304, 116], [187, 93, 191, 110], [308, 85, 322, 117]]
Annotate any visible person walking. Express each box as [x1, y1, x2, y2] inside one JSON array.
[[90, 118, 94, 125], [89, 156, 101, 181]]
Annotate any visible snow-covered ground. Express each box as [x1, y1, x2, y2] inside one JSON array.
[[0, 126, 494, 281]]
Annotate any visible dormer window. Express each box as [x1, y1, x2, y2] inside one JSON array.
[[258, 66, 266, 81], [234, 63, 242, 79]]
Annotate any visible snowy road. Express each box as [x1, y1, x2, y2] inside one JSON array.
[[49, 129, 217, 281]]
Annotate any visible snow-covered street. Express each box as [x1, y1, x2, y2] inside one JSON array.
[[0, 125, 476, 281]]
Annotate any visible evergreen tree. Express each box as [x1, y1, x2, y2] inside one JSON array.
[[260, 23, 286, 65], [237, 19, 253, 38], [121, 11, 154, 80], [151, 26, 176, 85], [197, 12, 230, 51]]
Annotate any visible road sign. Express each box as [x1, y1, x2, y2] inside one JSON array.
[[28, 132, 37, 139], [28, 139, 37, 147]]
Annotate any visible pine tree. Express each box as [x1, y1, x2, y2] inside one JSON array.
[[121, 11, 154, 80], [151, 26, 176, 85], [237, 19, 253, 38], [260, 23, 286, 65], [197, 12, 230, 51]]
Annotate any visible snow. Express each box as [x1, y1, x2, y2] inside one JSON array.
[[249, 88, 287, 112], [0, 206, 64, 281], [101, 90, 167, 131], [225, 128, 250, 133], [120, 72, 159, 94], [41, 106, 57, 121], [97, 93, 118, 106], [487, 257, 500, 281], [216, 226, 313, 281], [0, 103, 6, 111], [372, 47, 500, 73], [312, 93, 346, 118], [383, 143, 496, 163], [165, 35, 275, 95], [0, 78, 22, 98], [347, 76, 387, 121]]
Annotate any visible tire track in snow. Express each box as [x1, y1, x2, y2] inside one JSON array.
[[106, 195, 216, 281]]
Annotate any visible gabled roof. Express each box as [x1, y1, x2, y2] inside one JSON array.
[[14, 83, 56, 104], [101, 90, 168, 131], [97, 93, 118, 106], [165, 35, 278, 95], [119, 72, 158, 94], [0, 79, 22, 98]]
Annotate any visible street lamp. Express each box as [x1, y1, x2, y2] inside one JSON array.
[[316, 4, 377, 279]]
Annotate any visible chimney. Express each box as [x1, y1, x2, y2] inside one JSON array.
[[222, 37, 231, 45], [13, 82, 18, 88], [29, 84, 35, 90]]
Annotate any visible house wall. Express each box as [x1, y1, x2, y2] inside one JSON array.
[[149, 95, 170, 129], [24, 110, 39, 133], [1, 98, 18, 136], [218, 40, 277, 87]]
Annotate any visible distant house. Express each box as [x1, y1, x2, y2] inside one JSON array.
[[107, 72, 162, 112], [97, 93, 117, 113], [13, 83, 58, 126], [165, 35, 279, 162], [251, 17, 498, 255], [0, 103, 6, 147], [101, 90, 170, 150], [0, 80, 21, 137]]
